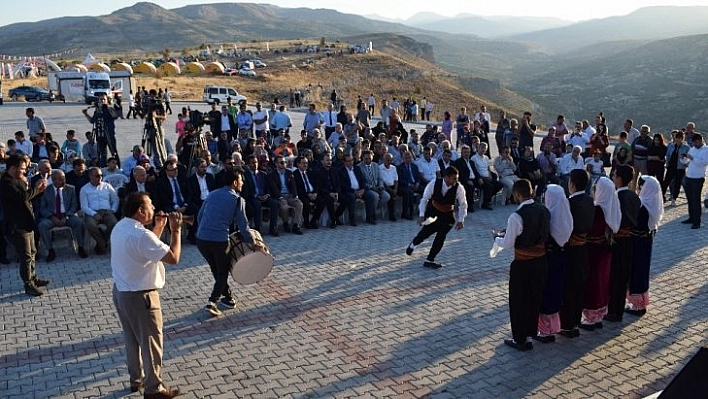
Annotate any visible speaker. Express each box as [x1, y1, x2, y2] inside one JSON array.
[[659, 347, 708, 398]]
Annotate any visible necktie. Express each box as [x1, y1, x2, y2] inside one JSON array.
[[672, 145, 679, 162], [407, 164, 414, 182], [253, 172, 260, 195], [303, 171, 312, 193], [368, 165, 374, 184], [329, 112, 333, 126], [55, 189, 62, 217], [172, 178, 184, 206]]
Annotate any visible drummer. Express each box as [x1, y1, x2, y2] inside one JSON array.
[[196, 168, 266, 316]]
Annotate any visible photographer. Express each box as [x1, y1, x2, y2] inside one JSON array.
[[141, 89, 168, 169], [82, 94, 119, 168]]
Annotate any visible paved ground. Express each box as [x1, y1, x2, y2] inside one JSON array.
[[1, 102, 707, 398]]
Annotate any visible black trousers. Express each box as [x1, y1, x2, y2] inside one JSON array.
[[662, 167, 684, 200], [683, 177, 704, 225], [607, 237, 633, 319], [560, 245, 589, 330], [509, 257, 548, 344], [196, 239, 233, 303], [411, 212, 454, 262], [335, 192, 356, 221], [8, 229, 37, 285]]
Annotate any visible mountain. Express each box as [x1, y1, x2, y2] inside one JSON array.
[[511, 33, 708, 132], [412, 15, 572, 38], [505, 6, 708, 54]]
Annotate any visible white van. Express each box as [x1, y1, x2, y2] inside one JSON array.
[[202, 85, 247, 105]]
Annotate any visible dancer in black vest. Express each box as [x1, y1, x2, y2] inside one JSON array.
[[406, 167, 467, 268], [559, 169, 595, 338], [494, 179, 550, 351]]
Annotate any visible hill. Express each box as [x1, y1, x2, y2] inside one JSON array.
[[511, 33, 708, 132]]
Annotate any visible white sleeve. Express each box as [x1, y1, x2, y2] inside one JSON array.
[[494, 212, 523, 250], [418, 180, 435, 217], [455, 184, 468, 223]]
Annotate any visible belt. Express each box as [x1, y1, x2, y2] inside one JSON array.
[[431, 199, 454, 213], [568, 233, 587, 246], [514, 243, 546, 260]]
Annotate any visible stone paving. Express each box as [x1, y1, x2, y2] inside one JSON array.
[[1, 102, 707, 398]]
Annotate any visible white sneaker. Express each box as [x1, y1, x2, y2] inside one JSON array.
[[205, 302, 222, 316]]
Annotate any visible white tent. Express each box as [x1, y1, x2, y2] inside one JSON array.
[[82, 53, 98, 66]]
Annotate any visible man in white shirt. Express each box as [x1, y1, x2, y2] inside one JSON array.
[[252, 102, 269, 141], [367, 93, 376, 115], [471, 142, 503, 210], [416, 146, 440, 186], [559, 146, 585, 194], [111, 192, 182, 398], [14, 131, 33, 156], [379, 153, 399, 221], [682, 133, 708, 229], [405, 166, 467, 269], [322, 103, 338, 140], [80, 167, 120, 254]]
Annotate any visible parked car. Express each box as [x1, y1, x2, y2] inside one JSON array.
[[9, 85, 55, 102], [239, 68, 256, 77], [251, 59, 267, 68], [202, 85, 247, 105], [223, 68, 239, 76]]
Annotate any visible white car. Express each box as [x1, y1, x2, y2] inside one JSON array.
[[251, 59, 267, 68], [239, 68, 256, 77]]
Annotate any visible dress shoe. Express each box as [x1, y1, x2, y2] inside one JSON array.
[[578, 323, 595, 331], [406, 242, 415, 256], [532, 334, 555, 343], [691, 224, 700, 229], [283, 223, 291, 233], [292, 226, 303, 235], [504, 339, 532, 351], [329, 221, 337, 228], [144, 387, 181, 398], [34, 277, 50, 287], [46, 248, 56, 263], [77, 246, 88, 258], [603, 313, 622, 322], [624, 308, 647, 317], [130, 382, 143, 393], [24, 284, 44, 297], [269, 228, 279, 237], [681, 219, 693, 224], [558, 329, 576, 338], [423, 260, 442, 269], [481, 203, 493, 210]]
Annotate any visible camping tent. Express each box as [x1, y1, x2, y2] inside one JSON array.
[[67, 64, 88, 72], [82, 53, 98, 66], [111, 62, 134, 74], [182, 62, 205, 74], [134, 61, 157, 74], [205, 61, 224, 75], [159, 61, 180, 76], [88, 63, 111, 72]]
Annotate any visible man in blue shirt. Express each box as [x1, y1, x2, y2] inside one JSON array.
[[196, 168, 266, 316], [303, 103, 324, 137]]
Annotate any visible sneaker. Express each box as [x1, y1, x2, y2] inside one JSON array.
[[220, 297, 236, 309], [205, 302, 222, 316]]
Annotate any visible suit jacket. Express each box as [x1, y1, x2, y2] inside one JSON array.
[[313, 166, 340, 195], [266, 168, 298, 198], [186, 173, 216, 214], [397, 162, 421, 186], [337, 165, 365, 194], [211, 112, 237, 135], [242, 169, 270, 201], [438, 159, 454, 171], [0, 175, 44, 233], [39, 184, 79, 219], [293, 168, 318, 198], [357, 162, 383, 190], [153, 175, 189, 213], [123, 178, 155, 196], [454, 157, 481, 183]]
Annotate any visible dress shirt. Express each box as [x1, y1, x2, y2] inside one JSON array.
[[237, 112, 253, 130], [418, 179, 468, 223], [460, 157, 477, 180], [494, 199, 535, 249], [80, 182, 119, 216], [171, 177, 185, 207], [15, 139, 33, 156], [324, 111, 338, 128], [346, 167, 360, 190], [111, 218, 169, 292], [627, 127, 641, 145], [253, 110, 268, 131], [416, 157, 440, 182], [278, 171, 289, 194], [379, 164, 398, 187], [493, 156, 517, 177], [471, 154, 491, 178], [55, 186, 66, 214], [196, 174, 210, 200], [537, 152, 557, 175], [26, 115, 46, 137], [220, 114, 231, 131], [136, 182, 146, 192], [685, 144, 708, 178], [565, 132, 589, 148], [272, 112, 292, 131], [585, 158, 604, 176], [300, 170, 313, 192]]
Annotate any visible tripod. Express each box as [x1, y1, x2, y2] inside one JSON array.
[[91, 104, 119, 167]]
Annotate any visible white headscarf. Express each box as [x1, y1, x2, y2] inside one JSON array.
[[544, 184, 573, 246], [593, 177, 621, 233], [638, 175, 664, 232]]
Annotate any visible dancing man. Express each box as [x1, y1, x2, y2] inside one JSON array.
[[406, 166, 467, 269]]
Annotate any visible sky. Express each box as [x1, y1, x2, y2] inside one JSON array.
[[1, 0, 705, 26]]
